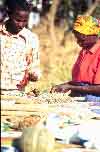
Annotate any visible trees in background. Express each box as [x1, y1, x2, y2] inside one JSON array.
[[1, 0, 99, 32], [30, 0, 98, 30]]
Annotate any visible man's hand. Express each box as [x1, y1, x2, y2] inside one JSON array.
[[29, 69, 41, 81], [29, 72, 38, 81], [16, 70, 29, 90]]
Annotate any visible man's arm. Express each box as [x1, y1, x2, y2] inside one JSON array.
[[26, 33, 41, 81]]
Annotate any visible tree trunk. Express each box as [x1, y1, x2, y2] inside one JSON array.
[[84, 1, 98, 15], [47, 0, 60, 51]]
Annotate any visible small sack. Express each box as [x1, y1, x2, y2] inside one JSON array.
[[20, 126, 55, 152]]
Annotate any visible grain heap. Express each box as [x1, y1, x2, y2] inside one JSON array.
[[36, 92, 73, 104], [1, 91, 73, 104]]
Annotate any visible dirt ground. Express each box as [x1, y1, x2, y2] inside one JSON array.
[[32, 18, 80, 91]]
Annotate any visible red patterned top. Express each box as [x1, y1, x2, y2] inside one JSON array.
[[72, 40, 100, 84]]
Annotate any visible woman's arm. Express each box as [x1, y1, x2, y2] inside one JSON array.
[[51, 81, 100, 95], [69, 84, 100, 95]]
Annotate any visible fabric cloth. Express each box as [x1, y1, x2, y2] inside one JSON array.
[[85, 94, 100, 102], [73, 82, 100, 102], [0, 23, 41, 90], [72, 39, 100, 84], [73, 15, 100, 36]]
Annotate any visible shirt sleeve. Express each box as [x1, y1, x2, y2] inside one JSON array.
[[26, 33, 41, 79], [93, 55, 100, 84]]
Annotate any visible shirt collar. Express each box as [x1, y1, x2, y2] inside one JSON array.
[[0, 23, 25, 37], [0, 24, 26, 43], [89, 39, 100, 53]]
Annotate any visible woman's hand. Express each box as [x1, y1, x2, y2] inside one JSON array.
[[50, 83, 71, 93]]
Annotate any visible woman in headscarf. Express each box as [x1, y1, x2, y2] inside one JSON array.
[[51, 15, 100, 101]]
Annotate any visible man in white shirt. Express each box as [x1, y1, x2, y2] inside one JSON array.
[[0, 0, 41, 95]]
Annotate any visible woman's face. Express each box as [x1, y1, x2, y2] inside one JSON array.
[[73, 30, 97, 49], [10, 7, 29, 34]]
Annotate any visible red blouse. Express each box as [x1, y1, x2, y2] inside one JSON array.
[[72, 40, 100, 84]]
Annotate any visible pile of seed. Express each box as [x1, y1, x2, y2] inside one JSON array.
[[34, 92, 73, 104], [1, 92, 74, 104]]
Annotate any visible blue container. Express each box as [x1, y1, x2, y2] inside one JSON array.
[[1, 146, 19, 152]]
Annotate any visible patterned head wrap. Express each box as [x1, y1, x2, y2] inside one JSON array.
[[73, 15, 100, 36]]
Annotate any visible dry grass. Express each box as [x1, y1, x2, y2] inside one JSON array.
[[32, 19, 80, 91]]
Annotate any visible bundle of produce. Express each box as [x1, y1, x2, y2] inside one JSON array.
[[1, 112, 47, 131]]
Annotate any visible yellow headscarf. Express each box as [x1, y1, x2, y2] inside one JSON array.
[[73, 15, 100, 36]]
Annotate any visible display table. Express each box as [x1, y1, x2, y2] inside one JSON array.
[[1, 95, 100, 152]]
